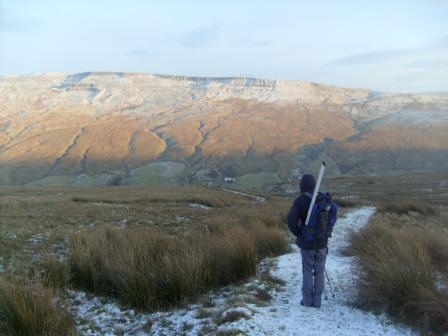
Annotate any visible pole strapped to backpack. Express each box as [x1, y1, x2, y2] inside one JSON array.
[[304, 162, 326, 227]]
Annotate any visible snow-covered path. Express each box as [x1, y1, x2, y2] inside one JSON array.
[[226, 207, 416, 336], [68, 207, 418, 335]]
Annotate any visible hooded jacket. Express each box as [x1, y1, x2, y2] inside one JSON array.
[[287, 174, 332, 250]]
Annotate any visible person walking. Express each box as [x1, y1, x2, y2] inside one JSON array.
[[287, 174, 337, 308]]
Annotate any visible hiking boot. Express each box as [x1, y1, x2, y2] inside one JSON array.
[[312, 299, 322, 308], [300, 299, 313, 307]]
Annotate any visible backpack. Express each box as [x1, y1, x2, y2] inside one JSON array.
[[302, 192, 337, 242]]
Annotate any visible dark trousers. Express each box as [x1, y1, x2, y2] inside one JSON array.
[[301, 247, 327, 307]]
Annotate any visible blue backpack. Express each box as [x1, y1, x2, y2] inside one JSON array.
[[302, 192, 337, 242]]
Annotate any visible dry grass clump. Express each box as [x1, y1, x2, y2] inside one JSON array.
[[68, 226, 258, 310], [378, 201, 439, 216], [237, 209, 290, 258], [69, 228, 208, 309], [208, 228, 257, 285], [215, 310, 251, 325], [0, 237, 18, 258], [162, 195, 232, 208], [0, 278, 75, 336], [349, 221, 448, 333], [251, 224, 290, 259], [42, 256, 71, 289], [427, 233, 448, 272], [333, 197, 360, 208], [239, 209, 285, 229]]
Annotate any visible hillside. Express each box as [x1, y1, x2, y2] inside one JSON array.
[[0, 72, 447, 187]]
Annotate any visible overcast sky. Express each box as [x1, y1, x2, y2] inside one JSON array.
[[0, 0, 447, 92]]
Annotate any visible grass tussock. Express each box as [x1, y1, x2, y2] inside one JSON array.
[[251, 224, 290, 259], [42, 256, 71, 289], [208, 228, 257, 285], [216, 310, 251, 325], [333, 197, 360, 208], [427, 233, 448, 272], [69, 228, 211, 309], [0, 278, 75, 336], [378, 201, 439, 216], [349, 221, 448, 333], [238, 210, 290, 258], [68, 226, 259, 310]]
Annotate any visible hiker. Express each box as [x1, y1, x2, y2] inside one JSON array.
[[287, 174, 337, 308]]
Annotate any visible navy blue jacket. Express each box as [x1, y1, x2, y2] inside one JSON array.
[[287, 175, 337, 250], [287, 194, 315, 250]]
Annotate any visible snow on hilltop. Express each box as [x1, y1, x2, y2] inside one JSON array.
[[0, 72, 447, 186]]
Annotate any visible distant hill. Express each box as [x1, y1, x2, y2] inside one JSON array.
[[0, 72, 447, 187]]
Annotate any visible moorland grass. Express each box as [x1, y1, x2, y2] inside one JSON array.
[[71, 195, 233, 208], [333, 197, 360, 208], [66, 226, 263, 310], [377, 201, 439, 216], [251, 224, 290, 258], [69, 186, 242, 208], [0, 278, 75, 336], [1, 186, 290, 316], [238, 209, 290, 258], [42, 256, 71, 289], [63, 208, 289, 310], [348, 221, 448, 334]]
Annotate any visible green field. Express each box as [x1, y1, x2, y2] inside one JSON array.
[[234, 172, 281, 189], [26, 174, 112, 187], [126, 161, 186, 186]]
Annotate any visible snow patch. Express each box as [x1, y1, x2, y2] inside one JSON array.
[[117, 219, 129, 229], [221, 188, 266, 202], [67, 290, 216, 335], [176, 215, 192, 222], [51, 236, 69, 260], [188, 203, 211, 209], [28, 233, 48, 245], [5, 232, 17, 240]]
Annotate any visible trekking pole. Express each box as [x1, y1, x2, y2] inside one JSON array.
[[325, 269, 335, 298], [323, 281, 328, 300], [304, 162, 326, 226]]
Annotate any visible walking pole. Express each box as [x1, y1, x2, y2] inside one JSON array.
[[323, 281, 328, 300], [325, 269, 335, 298], [304, 162, 326, 226]]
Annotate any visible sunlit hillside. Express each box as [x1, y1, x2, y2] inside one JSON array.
[[0, 72, 447, 187]]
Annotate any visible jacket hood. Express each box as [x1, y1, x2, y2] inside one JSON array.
[[300, 174, 316, 193]]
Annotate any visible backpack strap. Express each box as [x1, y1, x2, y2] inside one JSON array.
[[303, 192, 313, 199]]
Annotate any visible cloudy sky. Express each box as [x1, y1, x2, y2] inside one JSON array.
[[0, 0, 447, 92]]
